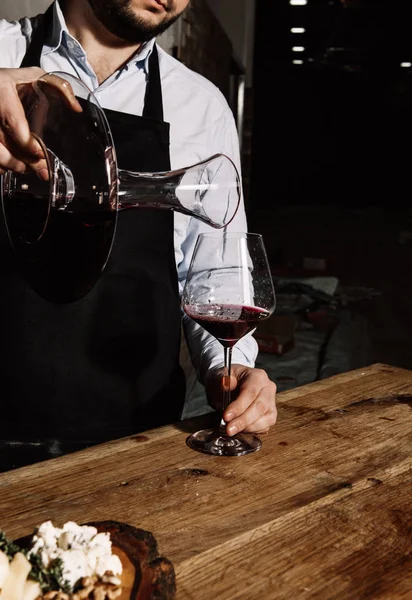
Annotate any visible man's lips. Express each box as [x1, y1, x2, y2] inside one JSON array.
[[141, 0, 169, 13]]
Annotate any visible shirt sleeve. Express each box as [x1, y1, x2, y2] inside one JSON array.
[[0, 18, 31, 67], [177, 108, 259, 384]]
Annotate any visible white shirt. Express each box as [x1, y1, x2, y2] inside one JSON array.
[[0, 1, 258, 383]]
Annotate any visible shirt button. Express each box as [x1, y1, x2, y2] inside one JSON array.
[[67, 41, 74, 49]]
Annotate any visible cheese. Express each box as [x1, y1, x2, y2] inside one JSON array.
[[0, 551, 9, 589], [0, 552, 31, 600], [28, 521, 122, 590], [22, 579, 42, 600]]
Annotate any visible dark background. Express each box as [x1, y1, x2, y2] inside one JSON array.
[[250, 0, 412, 208], [247, 0, 412, 374]]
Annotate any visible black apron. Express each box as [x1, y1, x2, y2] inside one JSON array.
[[0, 3, 185, 471]]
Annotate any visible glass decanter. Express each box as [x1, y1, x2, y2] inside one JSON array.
[[1, 72, 240, 303]]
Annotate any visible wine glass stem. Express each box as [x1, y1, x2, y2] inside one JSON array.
[[220, 345, 233, 433]]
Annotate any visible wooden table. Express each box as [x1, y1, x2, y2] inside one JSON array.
[[1, 363, 412, 599]]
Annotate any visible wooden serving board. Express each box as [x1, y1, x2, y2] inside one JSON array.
[[17, 520, 176, 600], [88, 521, 176, 600]]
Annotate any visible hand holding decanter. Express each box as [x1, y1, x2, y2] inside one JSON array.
[[1, 71, 240, 302]]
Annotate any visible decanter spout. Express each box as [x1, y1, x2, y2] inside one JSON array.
[[117, 153, 240, 229]]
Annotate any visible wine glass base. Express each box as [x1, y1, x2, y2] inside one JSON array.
[[186, 428, 262, 456]]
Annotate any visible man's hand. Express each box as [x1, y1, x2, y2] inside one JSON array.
[[0, 68, 82, 178], [205, 364, 277, 435]]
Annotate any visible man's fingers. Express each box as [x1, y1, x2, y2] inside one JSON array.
[[0, 131, 49, 179], [0, 67, 47, 157], [0, 68, 82, 155], [223, 369, 275, 417], [38, 74, 83, 113], [226, 403, 277, 435], [0, 142, 28, 174], [225, 391, 274, 435], [243, 415, 275, 434], [0, 83, 42, 158], [222, 374, 237, 392], [11, 66, 45, 84], [0, 68, 83, 178], [14, 68, 83, 114], [205, 365, 278, 435], [223, 376, 278, 436], [1, 130, 46, 166]]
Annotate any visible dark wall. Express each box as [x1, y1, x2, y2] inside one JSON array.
[[250, 0, 412, 210]]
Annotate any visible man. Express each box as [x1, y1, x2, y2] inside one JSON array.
[[0, 0, 277, 469]]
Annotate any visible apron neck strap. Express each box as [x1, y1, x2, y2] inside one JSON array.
[[20, 2, 54, 68], [143, 44, 163, 121]]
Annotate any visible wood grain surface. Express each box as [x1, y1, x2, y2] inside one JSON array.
[[1, 363, 412, 599]]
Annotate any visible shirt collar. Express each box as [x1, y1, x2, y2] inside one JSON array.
[[42, 0, 67, 53], [42, 0, 156, 74]]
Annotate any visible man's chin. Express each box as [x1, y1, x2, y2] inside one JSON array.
[[87, 0, 180, 43]]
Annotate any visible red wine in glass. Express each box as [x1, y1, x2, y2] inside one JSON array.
[[184, 304, 271, 347], [182, 232, 275, 456]]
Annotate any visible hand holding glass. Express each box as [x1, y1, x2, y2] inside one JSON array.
[[182, 232, 276, 456]]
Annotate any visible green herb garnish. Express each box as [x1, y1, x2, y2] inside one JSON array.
[[0, 530, 21, 558], [28, 553, 71, 593], [0, 530, 71, 593]]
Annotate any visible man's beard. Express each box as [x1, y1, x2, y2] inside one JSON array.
[[87, 0, 182, 43]]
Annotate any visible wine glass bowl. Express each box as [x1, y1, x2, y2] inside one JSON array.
[[182, 232, 276, 456]]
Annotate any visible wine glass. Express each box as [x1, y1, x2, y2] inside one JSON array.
[[182, 231, 276, 456], [1, 72, 240, 303]]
